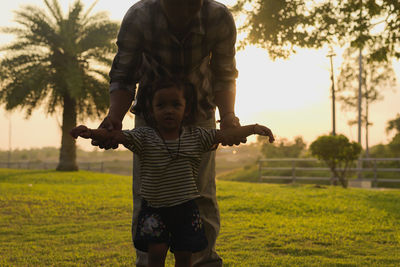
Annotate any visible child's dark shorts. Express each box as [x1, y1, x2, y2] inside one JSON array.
[[134, 199, 208, 253]]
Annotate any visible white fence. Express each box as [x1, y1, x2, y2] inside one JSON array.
[[2, 158, 400, 187], [0, 161, 105, 172], [258, 158, 400, 186], [0, 160, 134, 176]]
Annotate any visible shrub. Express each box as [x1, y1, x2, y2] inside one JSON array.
[[310, 135, 361, 188]]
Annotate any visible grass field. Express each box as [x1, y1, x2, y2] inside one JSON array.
[[1, 168, 400, 266]]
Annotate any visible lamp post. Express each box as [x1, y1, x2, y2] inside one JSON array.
[[358, 0, 363, 146], [327, 47, 336, 136]]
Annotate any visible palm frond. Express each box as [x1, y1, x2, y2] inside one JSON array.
[[1, 54, 50, 73], [0, 40, 36, 52], [0, 27, 26, 36], [85, 67, 110, 82], [78, 21, 119, 52], [13, 6, 61, 48], [84, 50, 114, 66], [76, 73, 109, 119], [66, 0, 84, 35], [43, 0, 63, 23], [0, 63, 51, 114], [82, 11, 111, 27], [81, 0, 100, 24], [45, 87, 63, 115]]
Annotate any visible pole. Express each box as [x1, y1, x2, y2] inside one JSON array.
[[327, 48, 336, 136], [357, 0, 363, 179]]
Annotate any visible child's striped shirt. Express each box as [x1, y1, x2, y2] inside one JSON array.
[[123, 126, 217, 208]]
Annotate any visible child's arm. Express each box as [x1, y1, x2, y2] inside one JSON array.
[[215, 124, 275, 144], [70, 125, 128, 145]]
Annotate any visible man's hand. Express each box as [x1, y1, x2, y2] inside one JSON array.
[[254, 124, 275, 143], [93, 115, 122, 149], [219, 112, 246, 146]]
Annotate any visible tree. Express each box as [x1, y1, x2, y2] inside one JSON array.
[[386, 114, 400, 135], [258, 136, 307, 158], [310, 135, 362, 188], [232, 0, 400, 62], [0, 0, 119, 171], [337, 48, 397, 156], [386, 114, 400, 156], [388, 134, 400, 156]]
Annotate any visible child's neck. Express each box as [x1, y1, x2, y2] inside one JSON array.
[[157, 127, 181, 140]]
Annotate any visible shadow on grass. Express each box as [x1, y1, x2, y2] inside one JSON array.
[[364, 192, 400, 220]]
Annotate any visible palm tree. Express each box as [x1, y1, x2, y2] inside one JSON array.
[[0, 0, 119, 171]]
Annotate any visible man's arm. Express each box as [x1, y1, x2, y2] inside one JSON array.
[[95, 5, 144, 149], [214, 89, 236, 123], [106, 90, 135, 129], [214, 90, 243, 146], [210, 6, 242, 145]]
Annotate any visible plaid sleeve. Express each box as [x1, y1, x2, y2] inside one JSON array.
[[197, 127, 218, 152], [210, 6, 238, 92], [109, 4, 145, 95], [122, 128, 145, 155]]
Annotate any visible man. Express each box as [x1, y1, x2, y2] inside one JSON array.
[[97, 0, 241, 265]]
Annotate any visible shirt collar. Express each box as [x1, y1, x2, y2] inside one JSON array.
[[157, 0, 205, 36]]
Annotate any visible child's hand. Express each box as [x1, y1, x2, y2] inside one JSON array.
[[254, 124, 275, 143], [70, 125, 91, 139]]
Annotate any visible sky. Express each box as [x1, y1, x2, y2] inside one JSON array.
[[0, 0, 399, 152]]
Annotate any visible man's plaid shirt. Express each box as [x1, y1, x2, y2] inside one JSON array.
[[109, 0, 238, 120]]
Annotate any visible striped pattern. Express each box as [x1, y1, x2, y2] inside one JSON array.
[[123, 126, 217, 207], [109, 0, 238, 119]]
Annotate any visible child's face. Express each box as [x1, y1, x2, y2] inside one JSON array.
[[151, 86, 188, 133]]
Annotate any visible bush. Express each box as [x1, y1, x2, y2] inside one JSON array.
[[310, 134, 361, 188]]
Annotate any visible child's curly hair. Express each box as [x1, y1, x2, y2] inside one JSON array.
[[142, 76, 198, 127]]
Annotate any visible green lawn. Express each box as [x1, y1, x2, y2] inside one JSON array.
[[1, 169, 399, 266]]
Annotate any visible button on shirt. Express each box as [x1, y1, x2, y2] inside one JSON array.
[[109, 0, 238, 120]]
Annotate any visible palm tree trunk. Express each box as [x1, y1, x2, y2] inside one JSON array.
[[56, 94, 78, 171], [365, 100, 369, 158]]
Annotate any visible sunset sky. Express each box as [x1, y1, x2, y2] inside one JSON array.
[[1, 0, 399, 152]]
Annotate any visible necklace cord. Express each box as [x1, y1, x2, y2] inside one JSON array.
[[158, 128, 181, 160]]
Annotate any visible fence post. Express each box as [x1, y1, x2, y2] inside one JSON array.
[[291, 160, 296, 184], [357, 158, 363, 179], [258, 160, 262, 182], [101, 161, 104, 173], [373, 159, 377, 188]]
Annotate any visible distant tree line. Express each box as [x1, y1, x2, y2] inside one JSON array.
[[258, 114, 400, 159]]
